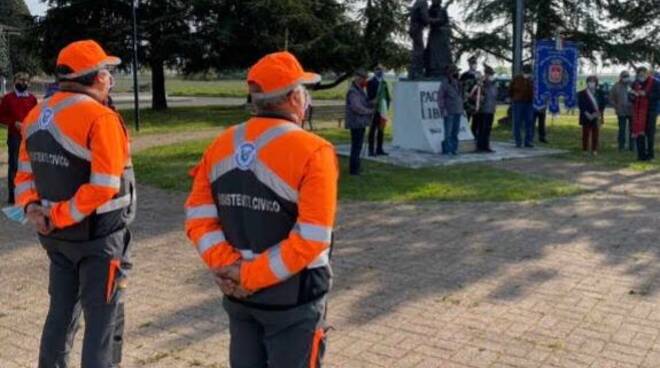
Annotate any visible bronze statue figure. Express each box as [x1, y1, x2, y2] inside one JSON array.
[[408, 0, 453, 80]]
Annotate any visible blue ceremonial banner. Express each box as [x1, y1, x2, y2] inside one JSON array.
[[533, 39, 579, 114]]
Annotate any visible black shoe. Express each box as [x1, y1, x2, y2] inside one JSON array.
[[376, 151, 389, 156], [540, 138, 548, 143], [368, 152, 376, 157], [485, 148, 495, 153], [524, 144, 535, 148]]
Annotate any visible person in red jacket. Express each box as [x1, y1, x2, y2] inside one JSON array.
[[0, 72, 38, 204]]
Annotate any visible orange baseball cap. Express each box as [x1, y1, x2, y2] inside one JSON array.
[[248, 52, 320, 100], [56, 40, 121, 79]]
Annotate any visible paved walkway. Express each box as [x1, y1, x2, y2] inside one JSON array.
[[335, 143, 566, 169], [2, 135, 660, 368]]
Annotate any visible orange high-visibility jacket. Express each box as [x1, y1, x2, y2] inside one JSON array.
[[15, 91, 136, 241], [185, 116, 338, 308]]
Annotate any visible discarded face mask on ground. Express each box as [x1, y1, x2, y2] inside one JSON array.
[[2, 206, 28, 225]]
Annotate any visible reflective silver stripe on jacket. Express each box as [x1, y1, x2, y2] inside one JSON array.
[[254, 123, 302, 150], [267, 244, 292, 281], [253, 161, 298, 203], [14, 181, 34, 197], [198, 230, 226, 255], [293, 222, 333, 243], [18, 161, 32, 173], [208, 156, 236, 183], [308, 248, 331, 269], [90, 173, 121, 189], [185, 204, 218, 220], [240, 249, 256, 261], [46, 123, 92, 161], [235, 245, 330, 270], [97, 194, 131, 214], [25, 95, 94, 161], [69, 199, 85, 222]]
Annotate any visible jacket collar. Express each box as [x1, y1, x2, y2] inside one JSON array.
[[14, 90, 30, 98], [57, 82, 107, 104], [255, 112, 299, 124]]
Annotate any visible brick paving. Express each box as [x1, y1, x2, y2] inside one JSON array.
[[3, 141, 660, 367]]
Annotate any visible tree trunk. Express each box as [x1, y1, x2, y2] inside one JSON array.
[[150, 59, 167, 110]]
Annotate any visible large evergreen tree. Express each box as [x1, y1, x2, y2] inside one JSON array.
[[188, 0, 364, 75], [359, 0, 408, 69], [0, 0, 39, 76], [452, 0, 655, 67], [606, 0, 660, 67], [39, 0, 197, 110]]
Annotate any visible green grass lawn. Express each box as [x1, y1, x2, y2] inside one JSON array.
[[119, 106, 250, 135], [133, 124, 581, 202], [490, 107, 656, 171], [164, 79, 348, 100]]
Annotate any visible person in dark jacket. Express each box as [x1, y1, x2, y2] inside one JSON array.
[[345, 69, 374, 175], [534, 104, 548, 143], [578, 75, 602, 156], [509, 65, 535, 148], [609, 71, 634, 151], [366, 66, 391, 156], [0, 72, 38, 204], [461, 56, 481, 136], [437, 64, 464, 156], [631, 67, 660, 161], [471, 65, 498, 152]]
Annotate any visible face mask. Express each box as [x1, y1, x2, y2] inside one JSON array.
[[470, 64, 477, 71], [2, 206, 28, 225], [15, 83, 27, 92], [588, 82, 597, 90], [375, 71, 384, 80]]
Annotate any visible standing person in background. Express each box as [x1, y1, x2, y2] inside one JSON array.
[[367, 66, 391, 156], [534, 103, 549, 144], [471, 65, 498, 153], [609, 71, 634, 151], [631, 67, 660, 161], [578, 75, 602, 156], [438, 64, 464, 156], [461, 56, 480, 137], [345, 69, 374, 175], [509, 65, 535, 148], [0, 72, 38, 204]]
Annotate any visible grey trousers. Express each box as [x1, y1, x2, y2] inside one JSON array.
[[223, 297, 327, 368], [38, 229, 132, 368]]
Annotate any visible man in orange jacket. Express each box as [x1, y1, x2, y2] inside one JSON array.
[[185, 51, 338, 367], [15, 40, 136, 368]]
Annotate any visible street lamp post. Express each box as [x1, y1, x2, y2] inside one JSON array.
[[132, 0, 140, 132], [513, 0, 524, 76]]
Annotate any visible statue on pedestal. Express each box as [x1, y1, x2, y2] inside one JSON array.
[[408, 0, 453, 80]]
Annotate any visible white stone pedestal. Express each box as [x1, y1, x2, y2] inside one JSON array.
[[392, 80, 474, 154]]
